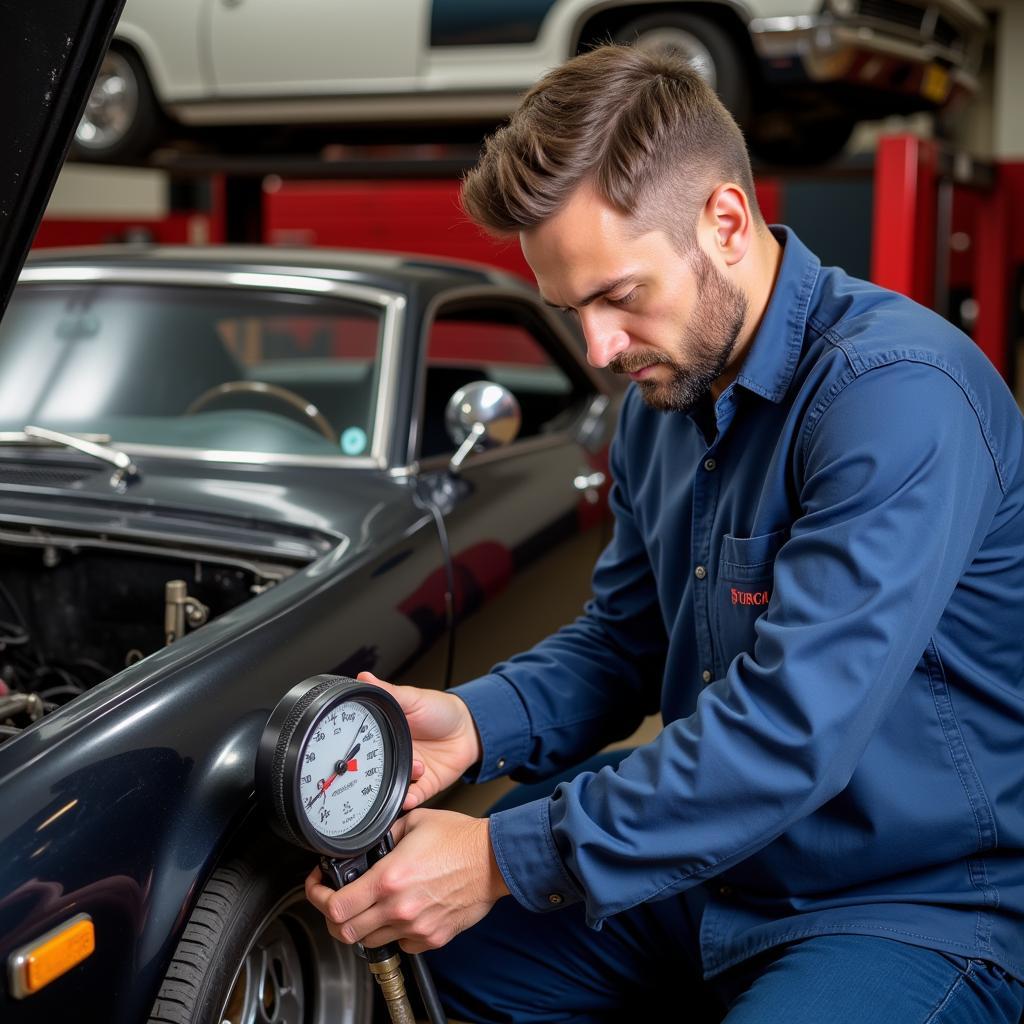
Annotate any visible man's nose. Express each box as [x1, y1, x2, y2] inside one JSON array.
[[580, 310, 629, 369]]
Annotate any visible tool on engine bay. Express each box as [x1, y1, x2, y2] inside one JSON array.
[[256, 674, 448, 1024]]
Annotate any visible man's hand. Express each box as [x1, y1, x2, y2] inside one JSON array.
[[356, 671, 481, 810], [305, 809, 510, 953]]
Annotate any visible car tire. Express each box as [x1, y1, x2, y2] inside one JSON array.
[[148, 834, 374, 1024], [748, 113, 857, 166], [71, 46, 161, 163], [612, 13, 749, 124]]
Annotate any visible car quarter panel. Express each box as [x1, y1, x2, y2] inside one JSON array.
[[207, 0, 425, 95], [421, 0, 754, 90], [113, 0, 209, 101]]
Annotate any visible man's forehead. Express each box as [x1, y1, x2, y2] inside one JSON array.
[[523, 223, 672, 309]]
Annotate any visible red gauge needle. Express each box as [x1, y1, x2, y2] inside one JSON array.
[[306, 773, 337, 809], [304, 736, 363, 811]]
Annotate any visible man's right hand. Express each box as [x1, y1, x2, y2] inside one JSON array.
[[356, 671, 482, 810]]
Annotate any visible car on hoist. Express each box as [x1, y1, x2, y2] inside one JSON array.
[[0, 244, 620, 1024], [74, 0, 987, 166]]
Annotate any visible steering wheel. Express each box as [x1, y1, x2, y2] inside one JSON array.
[[185, 381, 338, 444]]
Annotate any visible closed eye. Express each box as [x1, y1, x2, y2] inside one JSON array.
[[610, 289, 639, 307]]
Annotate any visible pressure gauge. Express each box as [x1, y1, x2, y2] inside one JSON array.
[[256, 675, 412, 860]]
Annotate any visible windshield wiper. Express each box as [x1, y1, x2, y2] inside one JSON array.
[[21, 425, 140, 489]]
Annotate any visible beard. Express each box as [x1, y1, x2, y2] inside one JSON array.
[[610, 247, 748, 413]]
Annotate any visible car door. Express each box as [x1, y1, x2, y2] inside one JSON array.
[[207, 0, 426, 95], [413, 290, 617, 684]]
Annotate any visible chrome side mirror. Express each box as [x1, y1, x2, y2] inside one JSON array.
[[444, 380, 521, 472]]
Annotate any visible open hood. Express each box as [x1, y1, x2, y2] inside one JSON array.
[[0, 0, 125, 317]]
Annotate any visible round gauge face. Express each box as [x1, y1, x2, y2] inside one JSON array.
[[297, 699, 388, 839]]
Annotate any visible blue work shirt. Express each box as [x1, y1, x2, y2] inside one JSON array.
[[452, 226, 1024, 980]]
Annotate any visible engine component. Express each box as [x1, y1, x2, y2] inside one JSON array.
[[164, 580, 210, 644]]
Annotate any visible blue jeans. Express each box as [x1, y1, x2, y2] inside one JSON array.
[[424, 752, 1024, 1024]]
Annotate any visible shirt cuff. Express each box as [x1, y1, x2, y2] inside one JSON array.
[[489, 797, 584, 914], [448, 674, 532, 783]]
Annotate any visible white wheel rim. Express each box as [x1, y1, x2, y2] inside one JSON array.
[[633, 28, 717, 90], [75, 51, 139, 151]]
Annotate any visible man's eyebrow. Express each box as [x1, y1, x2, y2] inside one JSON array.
[[541, 275, 634, 310]]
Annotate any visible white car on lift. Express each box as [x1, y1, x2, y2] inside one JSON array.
[[76, 0, 986, 166]]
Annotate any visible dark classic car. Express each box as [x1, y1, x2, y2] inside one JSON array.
[[0, 245, 619, 1023]]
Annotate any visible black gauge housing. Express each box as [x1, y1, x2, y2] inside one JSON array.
[[256, 674, 412, 859]]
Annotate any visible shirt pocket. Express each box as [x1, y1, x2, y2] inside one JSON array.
[[714, 528, 788, 672]]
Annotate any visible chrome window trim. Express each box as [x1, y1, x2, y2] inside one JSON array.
[[14, 266, 406, 470], [409, 283, 610, 472], [419, 283, 608, 389]]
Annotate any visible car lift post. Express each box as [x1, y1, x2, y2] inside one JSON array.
[[871, 133, 1021, 383]]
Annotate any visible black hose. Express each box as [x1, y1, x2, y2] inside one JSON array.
[[413, 488, 458, 690], [406, 952, 447, 1024], [0, 581, 27, 629], [71, 657, 114, 682], [37, 685, 84, 703], [0, 619, 29, 647]]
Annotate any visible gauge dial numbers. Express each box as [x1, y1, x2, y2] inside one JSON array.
[[298, 700, 387, 838]]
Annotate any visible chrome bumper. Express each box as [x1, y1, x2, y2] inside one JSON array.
[[749, 12, 983, 103]]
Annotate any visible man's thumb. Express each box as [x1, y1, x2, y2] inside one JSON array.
[[357, 670, 391, 690]]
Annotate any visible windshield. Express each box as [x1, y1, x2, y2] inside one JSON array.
[[0, 281, 385, 458]]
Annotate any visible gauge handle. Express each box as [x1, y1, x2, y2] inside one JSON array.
[[318, 850, 398, 964], [319, 850, 417, 1024], [320, 833, 448, 1024]]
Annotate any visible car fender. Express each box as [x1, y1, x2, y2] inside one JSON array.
[[0, 501, 451, 1022], [555, 0, 757, 56]]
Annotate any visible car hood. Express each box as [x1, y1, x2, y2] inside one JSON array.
[[0, 448, 417, 563], [0, 2, 126, 318]]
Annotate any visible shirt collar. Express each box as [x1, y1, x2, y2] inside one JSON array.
[[734, 225, 821, 404]]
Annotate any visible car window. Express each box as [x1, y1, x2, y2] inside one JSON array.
[[0, 283, 385, 457], [419, 301, 590, 460]]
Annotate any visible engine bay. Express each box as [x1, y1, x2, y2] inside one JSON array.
[[0, 532, 294, 744]]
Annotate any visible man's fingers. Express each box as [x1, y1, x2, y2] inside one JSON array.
[[356, 671, 429, 719], [332, 906, 397, 947], [389, 814, 410, 843], [411, 758, 425, 780], [305, 865, 331, 913], [305, 867, 376, 926]]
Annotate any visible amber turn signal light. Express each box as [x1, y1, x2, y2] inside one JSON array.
[[8, 913, 95, 999]]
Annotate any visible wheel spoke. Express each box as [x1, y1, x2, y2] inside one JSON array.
[[216, 886, 373, 1024], [253, 923, 305, 1024], [75, 51, 137, 150]]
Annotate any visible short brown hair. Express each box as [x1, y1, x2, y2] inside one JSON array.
[[461, 44, 761, 251]]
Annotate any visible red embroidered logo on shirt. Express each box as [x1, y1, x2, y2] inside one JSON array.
[[731, 588, 770, 606]]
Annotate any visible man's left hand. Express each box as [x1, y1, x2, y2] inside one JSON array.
[[305, 809, 510, 953]]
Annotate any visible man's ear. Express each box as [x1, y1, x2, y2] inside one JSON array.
[[703, 183, 752, 267]]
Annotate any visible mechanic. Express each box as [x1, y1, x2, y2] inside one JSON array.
[[306, 45, 1024, 1023]]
